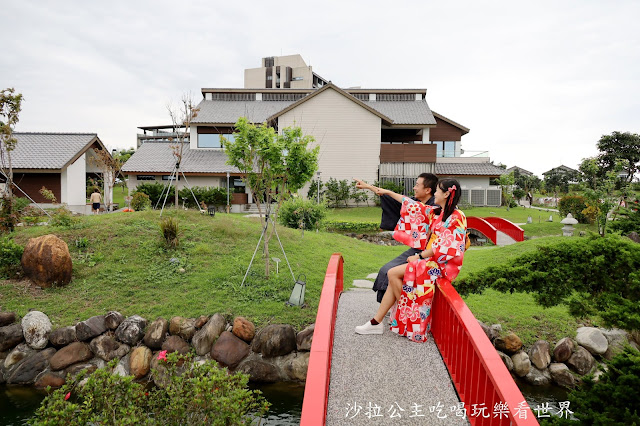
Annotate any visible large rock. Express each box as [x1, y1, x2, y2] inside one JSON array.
[[524, 365, 552, 386], [280, 351, 310, 381], [251, 324, 297, 358], [113, 354, 130, 377], [232, 317, 255, 343], [195, 315, 209, 329], [115, 315, 147, 346], [511, 351, 531, 377], [34, 372, 66, 388], [627, 231, 640, 243], [192, 314, 226, 356], [601, 328, 630, 360], [144, 318, 169, 349], [235, 353, 281, 382], [576, 327, 608, 355], [211, 331, 250, 369], [6, 348, 56, 384], [104, 311, 125, 330], [566, 346, 596, 375], [169, 317, 196, 342], [553, 337, 575, 362], [0, 324, 25, 352], [76, 316, 107, 341], [497, 350, 514, 372], [49, 342, 93, 371], [4, 343, 35, 369], [161, 335, 190, 355], [528, 340, 551, 370], [49, 326, 77, 347], [0, 312, 16, 327], [21, 234, 72, 287], [129, 346, 152, 379], [494, 333, 523, 355], [65, 359, 106, 377], [89, 335, 130, 361], [21, 311, 51, 350], [296, 324, 314, 351], [549, 363, 576, 388]]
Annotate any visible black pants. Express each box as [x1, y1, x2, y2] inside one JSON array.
[[372, 247, 421, 303]]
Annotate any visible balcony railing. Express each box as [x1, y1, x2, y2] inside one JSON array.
[[379, 143, 437, 163]]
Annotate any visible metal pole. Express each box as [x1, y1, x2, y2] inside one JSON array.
[[226, 171, 230, 213]]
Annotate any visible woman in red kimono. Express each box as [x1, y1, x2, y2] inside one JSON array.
[[354, 178, 467, 342]]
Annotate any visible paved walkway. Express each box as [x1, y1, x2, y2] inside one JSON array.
[[326, 278, 467, 425]]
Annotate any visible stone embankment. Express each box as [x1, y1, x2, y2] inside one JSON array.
[[0, 310, 313, 389], [479, 321, 639, 388]]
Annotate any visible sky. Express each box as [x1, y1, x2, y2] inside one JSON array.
[[2, 0, 639, 177]]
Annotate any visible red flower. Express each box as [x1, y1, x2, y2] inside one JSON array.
[[157, 350, 168, 361], [64, 392, 71, 401]]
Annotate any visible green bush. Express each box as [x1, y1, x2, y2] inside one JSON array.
[[455, 234, 640, 330], [131, 192, 151, 211], [0, 237, 24, 279], [558, 195, 589, 223], [13, 197, 31, 213], [49, 206, 74, 228], [178, 186, 229, 209], [30, 353, 269, 425], [373, 180, 405, 206], [160, 216, 179, 248], [325, 178, 351, 208], [278, 197, 327, 230], [610, 197, 640, 234], [324, 220, 380, 233], [135, 183, 173, 207]]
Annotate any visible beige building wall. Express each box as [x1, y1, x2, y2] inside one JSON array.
[[278, 88, 381, 196], [244, 69, 265, 89], [244, 54, 315, 89]]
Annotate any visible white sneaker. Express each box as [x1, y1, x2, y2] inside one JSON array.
[[355, 320, 384, 335]]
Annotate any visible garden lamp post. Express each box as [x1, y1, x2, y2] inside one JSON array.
[[226, 171, 230, 213], [287, 274, 306, 307], [316, 171, 321, 204]]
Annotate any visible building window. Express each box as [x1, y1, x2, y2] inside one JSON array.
[[162, 175, 180, 181], [136, 175, 155, 181], [198, 133, 235, 148], [431, 141, 456, 157], [291, 76, 303, 81], [267, 75, 273, 80]]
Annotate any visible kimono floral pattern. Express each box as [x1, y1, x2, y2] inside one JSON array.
[[390, 197, 467, 343]]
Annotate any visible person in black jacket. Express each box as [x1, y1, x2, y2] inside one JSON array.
[[372, 173, 438, 302]]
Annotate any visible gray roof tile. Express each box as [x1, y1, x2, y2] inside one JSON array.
[[7, 133, 98, 170], [121, 141, 239, 174], [436, 162, 506, 176], [192, 100, 295, 124], [365, 101, 436, 125]]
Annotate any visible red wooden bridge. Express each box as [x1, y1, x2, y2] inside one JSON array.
[[467, 217, 525, 245], [300, 254, 538, 425]]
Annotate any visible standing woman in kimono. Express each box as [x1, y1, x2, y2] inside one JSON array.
[[354, 178, 467, 342]]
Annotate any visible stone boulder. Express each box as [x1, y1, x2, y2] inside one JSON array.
[[113, 354, 130, 377], [0, 311, 16, 327], [494, 333, 523, 355], [21, 234, 72, 287], [236, 353, 280, 382], [7, 347, 56, 384], [553, 337, 575, 362], [0, 323, 25, 352], [566, 346, 596, 375], [528, 340, 551, 370], [76, 316, 107, 341], [232, 317, 256, 343], [549, 363, 576, 388], [34, 372, 65, 388], [280, 351, 310, 381], [49, 342, 93, 371], [251, 324, 297, 358], [104, 311, 125, 330], [21, 311, 51, 350], [89, 335, 130, 361], [192, 314, 226, 356], [497, 350, 514, 372], [65, 359, 105, 377], [211, 331, 250, 369], [601, 328, 630, 360], [576, 327, 608, 355], [296, 324, 315, 351], [129, 346, 152, 379], [627, 231, 640, 243], [162, 335, 190, 355], [524, 365, 552, 386], [195, 315, 209, 329], [49, 326, 77, 347], [4, 344, 35, 369], [144, 318, 169, 349], [511, 351, 531, 377], [169, 317, 196, 341], [115, 315, 147, 346]]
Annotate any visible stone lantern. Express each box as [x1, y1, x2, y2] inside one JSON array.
[[561, 213, 578, 236]]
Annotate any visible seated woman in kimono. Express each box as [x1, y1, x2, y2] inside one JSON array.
[[354, 178, 467, 343]]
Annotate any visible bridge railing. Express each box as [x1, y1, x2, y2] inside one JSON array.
[[300, 253, 344, 426], [467, 216, 498, 244], [483, 217, 525, 242], [432, 281, 538, 425]]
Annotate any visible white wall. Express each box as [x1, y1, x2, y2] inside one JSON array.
[[61, 153, 87, 212], [189, 125, 199, 150]]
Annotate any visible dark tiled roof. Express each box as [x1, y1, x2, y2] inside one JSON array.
[[7, 133, 98, 169], [367, 101, 436, 125], [121, 141, 239, 174], [192, 101, 295, 124], [436, 162, 507, 176]]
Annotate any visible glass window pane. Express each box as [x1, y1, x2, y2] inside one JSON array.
[[198, 134, 221, 148], [444, 141, 455, 157]]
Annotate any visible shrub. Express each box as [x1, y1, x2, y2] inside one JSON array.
[[13, 197, 31, 213], [307, 178, 325, 203], [178, 186, 228, 209], [325, 178, 351, 207], [131, 192, 151, 211], [0, 196, 19, 232], [558, 195, 589, 223], [135, 183, 173, 207], [0, 237, 24, 279], [160, 216, 179, 248], [610, 197, 640, 234], [373, 180, 405, 206], [324, 220, 380, 233], [30, 353, 269, 425], [49, 205, 74, 227], [512, 188, 526, 200], [278, 197, 327, 230], [39, 186, 57, 203]]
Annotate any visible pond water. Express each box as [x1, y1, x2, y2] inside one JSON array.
[[0, 381, 304, 425]]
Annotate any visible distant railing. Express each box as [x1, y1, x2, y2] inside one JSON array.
[[432, 281, 538, 425], [300, 253, 344, 426], [467, 216, 498, 244], [483, 217, 525, 242]]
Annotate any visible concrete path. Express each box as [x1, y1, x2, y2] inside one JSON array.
[[495, 231, 517, 246], [326, 287, 467, 425]]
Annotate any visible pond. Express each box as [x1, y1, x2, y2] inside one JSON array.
[[0, 381, 305, 425]]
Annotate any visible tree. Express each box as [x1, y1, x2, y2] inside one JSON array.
[[89, 148, 123, 211], [579, 157, 602, 190], [222, 117, 319, 278], [597, 131, 640, 184], [167, 95, 199, 209], [0, 88, 24, 232], [495, 172, 514, 207]]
